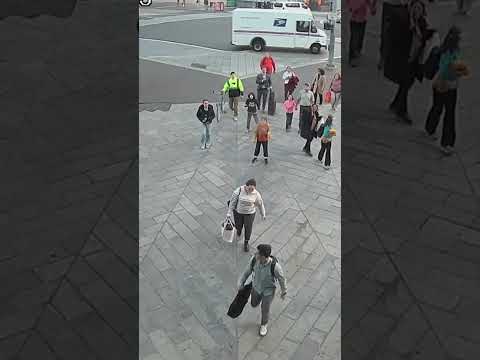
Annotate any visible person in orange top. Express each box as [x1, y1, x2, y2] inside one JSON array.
[[252, 117, 271, 164]]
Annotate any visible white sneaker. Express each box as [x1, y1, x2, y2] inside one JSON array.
[[200, 144, 206, 150], [324, 165, 330, 170], [206, 143, 211, 149], [233, 116, 238, 121], [259, 325, 268, 336]]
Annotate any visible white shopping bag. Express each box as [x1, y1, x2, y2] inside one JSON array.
[[221, 216, 235, 243]]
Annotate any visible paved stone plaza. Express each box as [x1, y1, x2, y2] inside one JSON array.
[[139, 99, 341, 360]]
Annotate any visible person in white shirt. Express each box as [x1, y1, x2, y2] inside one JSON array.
[[227, 178, 266, 252], [282, 66, 297, 100]]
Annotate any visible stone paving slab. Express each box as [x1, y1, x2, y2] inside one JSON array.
[[139, 97, 341, 359], [342, 2, 480, 359]]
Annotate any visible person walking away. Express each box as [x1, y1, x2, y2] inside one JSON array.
[[245, 93, 260, 133], [252, 117, 271, 164], [237, 244, 287, 336], [318, 115, 335, 169], [312, 68, 326, 105], [196, 99, 215, 149], [227, 178, 266, 252], [347, 0, 377, 67], [256, 67, 272, 112], [296, 82, 315, 135], [283, 66, 297, 100], [383, 0, 428, 124], [260, 52, 276, 75], [283, 94, 297, 131], [223, 72, 245, 121], [425, 26, 466, 155], [331, 73, 342, 111]]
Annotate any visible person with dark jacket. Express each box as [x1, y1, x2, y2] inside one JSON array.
[[256, 68, 272, 112], [196, 99, 216, 149], [245, 93, 260, 132], [382, 0, 428, 124], [300, 104, 320, 156]]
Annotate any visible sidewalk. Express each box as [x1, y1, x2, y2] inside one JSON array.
[[342, 2, 480, 359], [139, 101, 341, 360]]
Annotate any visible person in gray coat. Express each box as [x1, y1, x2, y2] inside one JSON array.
[[237, 244, 287, 337], [256, 67, 272, 112]]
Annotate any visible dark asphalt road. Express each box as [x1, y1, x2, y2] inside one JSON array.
[[140, 16, 340, 51]]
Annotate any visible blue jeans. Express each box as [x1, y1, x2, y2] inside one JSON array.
[[201, 123, 211, 146]]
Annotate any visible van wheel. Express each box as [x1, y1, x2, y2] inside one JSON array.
[[310, 44, 321, 54], [252, 38, 265, 52]]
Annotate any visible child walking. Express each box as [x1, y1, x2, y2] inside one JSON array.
[[245, 92, 260, 133], [283, 94, 297, 131], [318, 115, 336, 169], [252, 117, 271, 164]]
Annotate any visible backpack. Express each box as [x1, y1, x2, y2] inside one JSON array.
[[423, 46, 441, 80], [250, 256, 278, 282]]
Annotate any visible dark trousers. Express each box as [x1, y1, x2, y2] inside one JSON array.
[[257, 89, 268, 111], [314, 92, 323, 105], [286, 112, 293, 129], [284, 84, 291, 100], [390, 72, 415, 116], [254, 141, 268, 158], [303, 138, 312, 153], [425, 88, 457, 147], [233, 210, 255, 242], [349, 21, 366, 62], [318, 141, 332, 166]]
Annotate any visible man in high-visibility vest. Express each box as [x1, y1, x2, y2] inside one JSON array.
[[223, 72, 244, 121]]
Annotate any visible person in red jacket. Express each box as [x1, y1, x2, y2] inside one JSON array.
[[259, 53, 276, 75]]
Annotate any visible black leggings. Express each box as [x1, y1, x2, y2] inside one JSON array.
[[233, 211, 255, 242], [254, 141, 268, 158], [425, 88, 457, 147]]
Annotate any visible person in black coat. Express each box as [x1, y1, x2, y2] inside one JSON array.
[[300, 104, 320, 156], [381, 0, 428, 124], [196, 99, 215, 149]]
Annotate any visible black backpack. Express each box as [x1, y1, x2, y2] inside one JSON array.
[[250, 256, 278, 282], [423, 46, 441, 80]]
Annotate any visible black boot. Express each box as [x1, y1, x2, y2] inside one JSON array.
[[244, 241, 249, 252]]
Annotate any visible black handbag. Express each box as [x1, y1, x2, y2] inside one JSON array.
[[227, 282, 252, 318]]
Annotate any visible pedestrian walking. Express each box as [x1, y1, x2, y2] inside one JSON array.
[[382, 0, 428, 124], [245, 92, 260, 132], [283, 66, 298, 100], [283, 94, 297, 131], [260, 52, 277, 75], [318, 114, 336, 169], [227, 179, 266, 252], [424, 26, 467, 155], [296, 82, 315, 135], [347, 0, 377, 67], [311, 68, 326, 105], [252, 117, 271, 164], [455, 0, 472, 15], [223, 72, 244, 121], [330, 73, 342, 111], [300, 104, 320, 156], [256, 67, 272, 112], [196, 99, 215, 149], [237, 244, 287, 337]]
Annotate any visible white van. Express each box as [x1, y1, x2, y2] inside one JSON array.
[[231, 7, 327, 54]]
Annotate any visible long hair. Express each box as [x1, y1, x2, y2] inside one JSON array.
[[441, 26, 461, 54]]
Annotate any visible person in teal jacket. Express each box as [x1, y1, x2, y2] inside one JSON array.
[[318, 115, 335, 169]]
